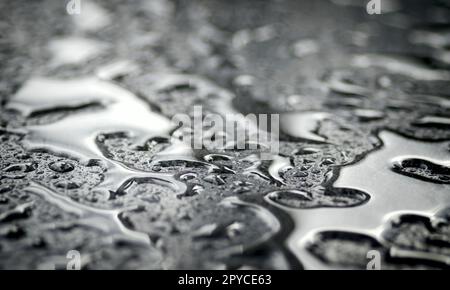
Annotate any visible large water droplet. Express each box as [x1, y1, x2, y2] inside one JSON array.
[[48, 161, 75, 173]]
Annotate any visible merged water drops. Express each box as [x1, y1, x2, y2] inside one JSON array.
[[48, 161, 75, 173], [266, 186, 370, 209]]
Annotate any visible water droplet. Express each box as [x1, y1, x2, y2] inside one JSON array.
[[220, 197, 281, 245], [266, 190, 312, 207], [233, 75, 255, 88], [53, 180, 81, 190], [203, 174, 226, 185], [179, 172, 197, 181], [178, 184, 204, 198], [203, 154, 232, 162], [48, 161, 75, 173]]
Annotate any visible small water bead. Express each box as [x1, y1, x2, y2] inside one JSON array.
[[53, 180, 81, 190], [294, 171, 308, 178], [280, 112, 331, 143], [286, 131, 450, 268], [232, 186, 251, 194], [178, 184, 204, 198], [225, 222, 244, 239], [352, 54, 450, 81], [231, 180, 253, 194], [48, 161, 75, 173], [220, 197, 281, 244], [233, 75, 255, 88], [321, 158, 336, 166], [295, 147, 322, 156], [306, 230, 385, 269], [15, 153, 31, 160], [266, 190, 313, 208], [179, 172, 197, 181], [7, 77, 174, 195], [325, 69, 372, 96], [203, 154, 232, 162], [353, 109, 386, 122], [377, 75, 393, 88], [29, 237, 47, 249], [152, 165, 162, 172], [192, 223, 219, 239], [96, 60, 138, 81]]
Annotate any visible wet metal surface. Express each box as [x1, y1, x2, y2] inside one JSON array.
[[0, 0, 450, 269]]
